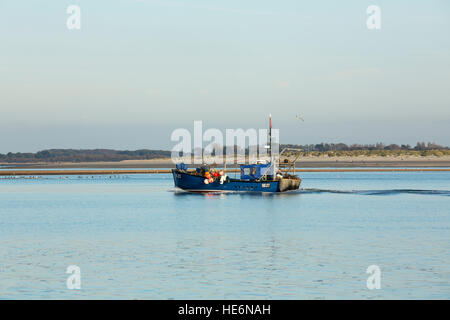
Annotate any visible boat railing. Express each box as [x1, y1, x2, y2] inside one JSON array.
[[279, 148, 303, 176]]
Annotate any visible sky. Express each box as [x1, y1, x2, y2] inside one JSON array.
[[1, 0, 449, 152]]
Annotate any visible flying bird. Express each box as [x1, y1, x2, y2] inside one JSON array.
[[296, 114, 304, 122]]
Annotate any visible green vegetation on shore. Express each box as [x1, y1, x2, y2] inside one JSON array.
[[281, 142, 450, 158], [1, 142, 448, 163], [0, 149, 171, 163], [285, 149, 450, 158]]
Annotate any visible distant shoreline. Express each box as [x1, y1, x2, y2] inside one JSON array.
[[2, 156, 450, 169]]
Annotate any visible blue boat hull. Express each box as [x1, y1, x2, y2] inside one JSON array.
[[172, 169, 289, 193]]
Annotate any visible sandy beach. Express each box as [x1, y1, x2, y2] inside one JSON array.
[[2, 155, 450, 169]]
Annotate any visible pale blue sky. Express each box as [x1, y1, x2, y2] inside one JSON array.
[[1, 0, 449, 152]]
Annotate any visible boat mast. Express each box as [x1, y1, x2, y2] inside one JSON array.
[[269, 114, 272, 158], [269, 114, 277, 180]]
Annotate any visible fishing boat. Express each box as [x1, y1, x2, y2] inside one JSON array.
[[172, 116, 301, 193]]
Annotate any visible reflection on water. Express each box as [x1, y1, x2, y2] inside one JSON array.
[[0, 170, 449, 299]]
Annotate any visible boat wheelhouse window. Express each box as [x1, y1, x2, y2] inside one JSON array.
[[176, 163, 187, 171], [241, 163, 271, 180]]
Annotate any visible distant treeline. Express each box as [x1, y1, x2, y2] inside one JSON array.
[[0, 149, 171, 163], [1, 142, 449, 163], [281, 142, 449, 152], [279, 142, 450, 158]]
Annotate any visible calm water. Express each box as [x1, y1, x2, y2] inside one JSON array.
[[0, 170, 449, 299]]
